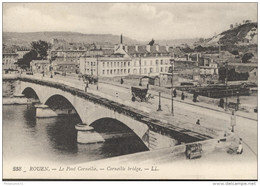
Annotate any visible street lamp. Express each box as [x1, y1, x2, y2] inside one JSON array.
[[170, 58, 175, 116], [156, 76, 162, 111], [96, 51, 99, 90], [225, 61, 228, 111]]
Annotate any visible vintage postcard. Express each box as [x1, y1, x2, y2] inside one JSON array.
[[2, 2, 258, 181]]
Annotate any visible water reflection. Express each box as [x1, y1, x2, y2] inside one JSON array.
[[3, 104, 148, 165]]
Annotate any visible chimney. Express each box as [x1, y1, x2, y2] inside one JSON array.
[[146, 45, 150, 52], [135, 45, 138, 52], [120, 34, 123, 44]]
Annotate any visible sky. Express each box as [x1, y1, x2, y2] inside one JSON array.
[[3, 3, 257, 41]]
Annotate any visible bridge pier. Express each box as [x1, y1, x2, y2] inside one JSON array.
[[75, 124, 105, 144], [35, 104, 58, 118]]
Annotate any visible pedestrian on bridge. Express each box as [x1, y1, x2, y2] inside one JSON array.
[[85, 80, 89, 93], [173, 89, 177, 97], [181, 92, 185, 100]]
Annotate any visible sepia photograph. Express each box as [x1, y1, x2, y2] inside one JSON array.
[[2, 2, 258, 181]]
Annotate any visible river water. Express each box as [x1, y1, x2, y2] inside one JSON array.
[[3, 104, 148, 165]]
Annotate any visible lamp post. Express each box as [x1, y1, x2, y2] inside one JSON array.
[[157, 76, 162, 111], [170, 58, 175, 116], [225, 61, 228, 111], [96, 51, 99, 90], [236, 91, 240, 111]]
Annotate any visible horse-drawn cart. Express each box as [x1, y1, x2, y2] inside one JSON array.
[[131, 86, 153, 102]]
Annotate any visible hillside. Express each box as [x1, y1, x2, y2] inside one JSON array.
[[3, 31, 198, 48], [3, 32, 142, 47], [197, 22, 257, 47]]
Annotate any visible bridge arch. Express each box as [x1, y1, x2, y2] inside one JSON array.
[[19, 81, 149, 148], [22, 87, 40, 100], [90, 117, 149, 151], [21, 86, 45, 102], [88, 116, 149, 147]]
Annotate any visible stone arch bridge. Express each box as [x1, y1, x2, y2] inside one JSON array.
[[13, 77, 216, 150]]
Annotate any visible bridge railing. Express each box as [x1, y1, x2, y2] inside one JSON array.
[[21, 74, 153, 114]]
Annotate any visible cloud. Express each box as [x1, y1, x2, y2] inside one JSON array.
[[3, 3, 257, 41]]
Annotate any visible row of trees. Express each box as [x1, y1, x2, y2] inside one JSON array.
[[17, 40, 51, 69], [219, 67, 249, 82]]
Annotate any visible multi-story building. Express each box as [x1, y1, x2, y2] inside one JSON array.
[[16, 48, 30, 59], [80, 36, 175, 77], [2, 53, 19, 70], [80, 54, 132, 77], [30, 60, 50, 73], [52, 60, 78, 74]]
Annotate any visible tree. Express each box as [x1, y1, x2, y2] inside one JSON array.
[[17, 50, 37, 69], [242, 53, 254, 63], [31, 40, 51, 60]]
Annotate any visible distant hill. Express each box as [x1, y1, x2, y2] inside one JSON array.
[[3, 32, 142, 47], [3, 31, 198, 48], [196, 22, 257, 47]]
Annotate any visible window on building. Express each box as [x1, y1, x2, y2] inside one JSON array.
[[144, 68, 147, 74], [121, 69, 123, 74], [110, 70, 113, 74], [156, 67, 159, 72], [165, 67, 168, 72], [161, 67, 163, 72], [107, 63, 109, 67], [121, 62, 123, 67], [144, 60, 147, 66], [107, 70, 109, 74], [114, 62, 116, 67], [103, 70, 105, 75], [117, 62, 119, 67], [111, 62, 113, 67], [133, 69, 137, 74], [124, 69, 126, 74], [134, 61, 136, 66], [156, 60, 159, 65], [117, 69, 120, 74], [128, 62, 130, 66], [124, 62, 126, 67], [103, 62, 105, 67], [128, 69, 130, 73], [150, 68, 153, 73], [165, 59, 168, 65], [161, 59, 163, 65], [150, 60, 153, 66]]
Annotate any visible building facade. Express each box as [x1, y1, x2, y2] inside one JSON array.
[[52, 61, 78, 74], [80, 55, 132, 77], [16, 48, 30, 59], [30, 60, 50, 73], [2, 53, 19, 70]]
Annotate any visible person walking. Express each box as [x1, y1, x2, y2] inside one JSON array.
[[85, 80, 89, 93], [181, 92, 185, 100], [173, 89, 177, 97], [196, 119, 200, 125]]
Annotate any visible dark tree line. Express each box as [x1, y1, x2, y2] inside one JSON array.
[[219, 67, 249, 82], [17, 40, 51, 69]]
